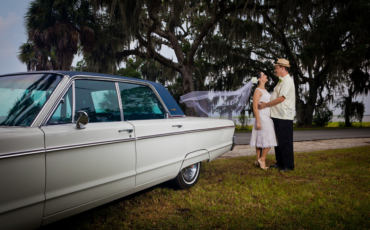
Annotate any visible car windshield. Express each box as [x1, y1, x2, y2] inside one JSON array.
[[0, 74, 62, 127]]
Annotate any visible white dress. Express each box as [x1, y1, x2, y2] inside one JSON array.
[[250, 88, 278, 148]]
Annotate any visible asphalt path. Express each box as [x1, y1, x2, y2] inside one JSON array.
[[235, 128, 370, 145]]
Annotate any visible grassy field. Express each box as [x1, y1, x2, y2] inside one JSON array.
[[235, 122, 370, 132], [42, 146, 370, 229], [326, 122, 370, 127]]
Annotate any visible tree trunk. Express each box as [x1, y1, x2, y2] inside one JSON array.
[[296, 81, 318, 126], [59, 51, 74, 70], [292, 73, 305, 126], [344, 97, 352, 127], [295, 99, 307, 126], [181, 66, 197, 116]]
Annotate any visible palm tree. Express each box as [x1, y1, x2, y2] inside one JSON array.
[[18, 41, 58, 71], [18, 42, 37, 71], [25, 0, 97, 70]]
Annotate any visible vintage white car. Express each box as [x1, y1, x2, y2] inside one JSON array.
[[0, 71, 235, 229]]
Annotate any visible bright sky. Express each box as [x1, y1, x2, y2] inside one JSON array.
[[0, 0, 369, 115]]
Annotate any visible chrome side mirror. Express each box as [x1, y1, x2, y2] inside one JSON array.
[[76, 111, 89, 129]]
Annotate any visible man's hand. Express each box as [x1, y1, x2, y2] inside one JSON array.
[[258, 102, 267, 110], [256, 122, 262, 130]]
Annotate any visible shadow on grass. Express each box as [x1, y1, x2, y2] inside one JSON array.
[[39, 180, 178, 230]]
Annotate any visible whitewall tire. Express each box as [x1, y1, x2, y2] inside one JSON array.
[[173, 162, 201, 189]]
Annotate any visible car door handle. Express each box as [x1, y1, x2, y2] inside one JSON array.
[[118, 129, 134, 133], [172, 124, 182, 128]]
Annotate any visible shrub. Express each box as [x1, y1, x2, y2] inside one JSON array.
[[313, 103, 333, 127], [238, 108, 250, 130], [338, 122, 345, 127]]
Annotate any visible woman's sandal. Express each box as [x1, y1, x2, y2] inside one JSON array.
[[254, 160, 260, 167], [258, 159, 268, 170]]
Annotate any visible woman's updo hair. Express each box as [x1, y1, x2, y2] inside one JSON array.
[[255, 71, 262, 85]]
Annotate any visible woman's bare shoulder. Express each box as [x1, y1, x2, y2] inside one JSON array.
[[254, 88, 263, 95]]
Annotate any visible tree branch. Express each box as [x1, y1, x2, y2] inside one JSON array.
[[188, 2, 276, 66], [116, 48, 182, 72], [264, 13, 307, 82]]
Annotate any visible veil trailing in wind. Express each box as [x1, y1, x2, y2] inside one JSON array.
[[180, 80, 256, 118]]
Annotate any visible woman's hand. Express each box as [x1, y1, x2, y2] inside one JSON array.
[[256, 122, 262, 130]]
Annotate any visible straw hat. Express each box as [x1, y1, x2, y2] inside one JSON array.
[[274, 58, 290, 67]]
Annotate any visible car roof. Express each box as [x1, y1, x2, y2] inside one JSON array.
[[0, 71, 185, 116]]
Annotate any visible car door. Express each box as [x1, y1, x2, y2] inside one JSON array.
[[117, 82, 186, 185], [41, 79, 136, 216]]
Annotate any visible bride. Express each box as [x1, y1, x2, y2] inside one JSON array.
[[250, 72, 277, 170]]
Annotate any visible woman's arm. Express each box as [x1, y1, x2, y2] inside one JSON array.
[[252, 89, 262, 130]]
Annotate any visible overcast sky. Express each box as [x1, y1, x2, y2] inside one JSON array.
[[1, 0, 369, 115]]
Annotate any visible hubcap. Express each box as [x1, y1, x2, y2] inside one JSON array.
[[182, 164, 198, 182]]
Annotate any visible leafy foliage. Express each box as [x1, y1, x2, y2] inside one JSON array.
[[19, 0, 370, 120], [17, 41, 58, 70], [312, 103, 333, 127], [335, 99, 366, 126], [24, 0, 97, 70]]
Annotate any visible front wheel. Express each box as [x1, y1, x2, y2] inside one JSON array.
[[173, 162, 201, 189]]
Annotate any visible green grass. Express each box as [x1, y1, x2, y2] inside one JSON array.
[[42, 146, 370, 229], [326, 122, 370, 128], [235, 122, 370, 132]]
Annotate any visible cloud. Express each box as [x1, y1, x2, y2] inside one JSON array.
[[0, 13, 20, 32], [0, 47, 15, 58], [0, 12, 26, 74]]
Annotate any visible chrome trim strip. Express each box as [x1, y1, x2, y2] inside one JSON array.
[[39, 80, 74, 127], [115, 82, 124, 121], [137, 132, 185, 140], [31, 74, 69, 127], [69, 75, 171, 118], [184, 152, 208, 161], [0, 71, 69, 78], [137, 126, 235, 140], [184, 149, 208, 158], [184, 125, 235, 134], [45, 138, 136, 153], [0, 149, 45, 159], [39, 74, 179, 126], [72, 81, 75, 123]]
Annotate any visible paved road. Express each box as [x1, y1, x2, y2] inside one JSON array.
[[235, 128, 370, 145]]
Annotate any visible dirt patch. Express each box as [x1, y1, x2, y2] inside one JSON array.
[[219, 138, 370, 159]]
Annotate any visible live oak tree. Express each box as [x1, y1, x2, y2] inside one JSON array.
[[255, 0, 370, 125], [20, 0, 369, 121], [90, 0, 276, 115], [199, 0, 370, 125]]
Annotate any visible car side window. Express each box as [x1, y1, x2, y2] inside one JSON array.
[[48, 87, 73, 125], [75, 80, 120, 122], [118, 82, 166, 121]]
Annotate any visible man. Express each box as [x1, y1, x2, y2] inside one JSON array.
[[258, 58, 296, 172]]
